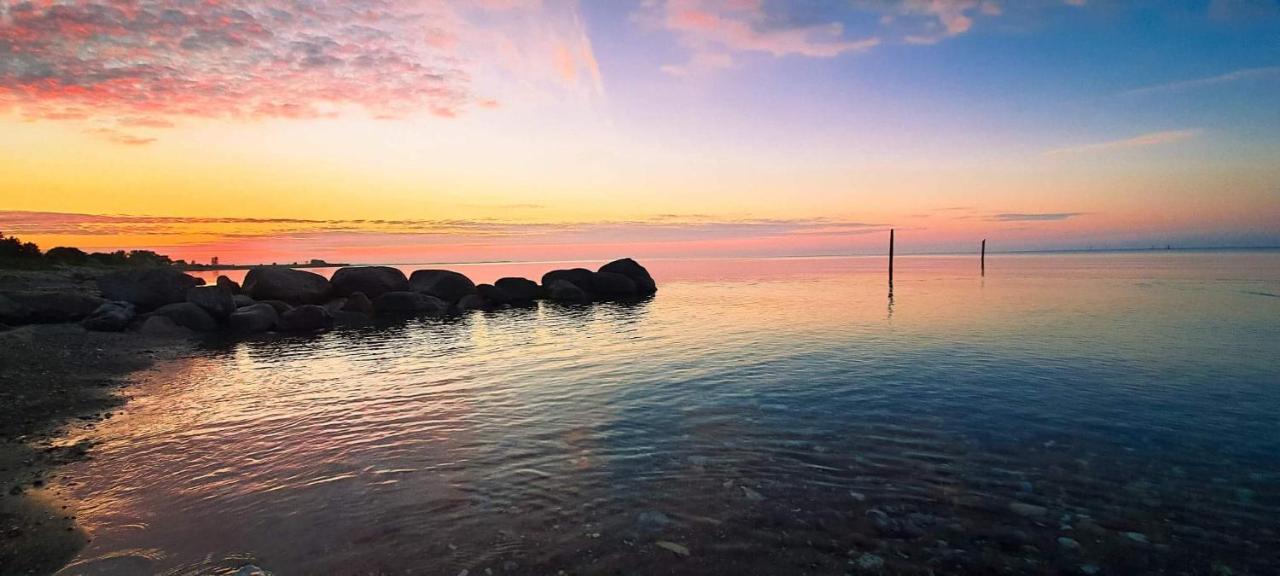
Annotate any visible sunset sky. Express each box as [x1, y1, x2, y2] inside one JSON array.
[[2, 0, 1278, 264]]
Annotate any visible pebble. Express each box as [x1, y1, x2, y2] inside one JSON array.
[[1009, 502, 1048, 518], [854, 553, 885, 572], [1124, 531, 1149, 544], [1079, 564, 1101, 575], [849, 491, 866, 502], [741, 486, 764, 501], [1057, 536, 1081, 550], [656, 540, 690, 557]]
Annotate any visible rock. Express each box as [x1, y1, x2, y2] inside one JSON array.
[[216, 275, 242, 294], [455, 294, 489, 312], [277, 305, 333, 332], [599, 258, 657, 294], [541, 268, 595, 292], [636, 511, 671, 531], [494, 277, 541, 302], [0, 292, 105, 323], [186, 285, 236, 321], [476, 283, 512, 306], [341, 292, 374, 316], [1124, 531, 1149, 544], [1057, 536, 1081, 550], [149, 302, 219, 332], [229, 303, 279, 333], [0, 294, 31, 324], [546, 279, 589, 302], [81, 301, 136, 332], [592, 271, 638, 297], [1079, 564, 1101, 575], [1009, 502, 1048, 518], [330, 266, 409, 299], [655, 541, 690, 557], [235, 566, 270, 576], [97, 268, 203, 310], [243, 266, 331, 304], [409, 270, 477, 302], [138, 315, 194, 337], [854, 553, 885, 572], [260, 300, 294, 315], [233, 294, 256, 308], [373, 291, 448, 316]]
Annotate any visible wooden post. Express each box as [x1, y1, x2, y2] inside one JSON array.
[[889, 228, 895, 294], [981, 239, 986, 276]]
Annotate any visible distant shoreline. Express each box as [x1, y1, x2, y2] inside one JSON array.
[[178, 262, 350, 272]]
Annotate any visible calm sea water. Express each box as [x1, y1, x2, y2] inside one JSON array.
[[56, 252, 1280, 575]]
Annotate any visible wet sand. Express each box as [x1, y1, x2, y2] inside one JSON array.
[[0, 322, 188, 575]]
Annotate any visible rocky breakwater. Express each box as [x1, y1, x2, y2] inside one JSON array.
[[0, 259, 658, 338]]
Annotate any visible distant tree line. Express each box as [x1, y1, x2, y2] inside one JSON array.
[[0, 232, 178, 270]]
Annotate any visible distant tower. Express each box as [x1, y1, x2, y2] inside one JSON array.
[[211, 256, 219, 266]]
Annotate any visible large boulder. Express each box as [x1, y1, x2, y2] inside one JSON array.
[[229, 303, 278, 333], [277, 305, 333, 332], [242, 266, 331, 304], [97, 268, 203, 310], [476, 284, 512, 306], [186, 285, 236, 321], [592, 272, 638, 297], [373, 291, 448, 316], [0, 292, 106, 323], [541, 268, 596, 293], [260, 300, 294, 315], [138, 315, 194, 338], [330, 266, 409, 299], [216, 275, 242, 294], [494, 277, 541, 303], [341, 292, 374, 316], [546, 279, 589, 303], [409, 270, 477, 302], [599, 258, 657, 294], [233, 294, 256, 308], [149, 302, 219, 332], [81, 301, 136, 332], [455, 294, 489, 312]]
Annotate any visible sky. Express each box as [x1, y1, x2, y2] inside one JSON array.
[[1, 0, 1278, 264]]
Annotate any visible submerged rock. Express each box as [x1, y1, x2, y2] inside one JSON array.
[[854, 553, 885, 572], [1009, 502, 1048, 518], [149, 302, 219, 332], [409, 270, 477, 302], [229, 303, 279, 333], [97, 268, 203, 310], [373, 291, 448, 316], [494, 277, 541, 302], [243, 266, 331, 304], [655, 541, 690, 557], [277, 305, 333, 332], [81, 301, 136, 332], [186, 285, 236, 321], [599, 258, 657, 294], [330, 266, 409, 299]]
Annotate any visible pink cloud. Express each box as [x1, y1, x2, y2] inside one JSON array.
[[0, 1, 602, 142]]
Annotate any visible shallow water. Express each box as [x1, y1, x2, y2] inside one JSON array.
[[57, 252, 1280, 575]]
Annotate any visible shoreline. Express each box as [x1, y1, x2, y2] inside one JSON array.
[[0, 324, 190, 575]]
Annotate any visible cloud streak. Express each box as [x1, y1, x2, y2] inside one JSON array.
[[1118, 66, 1280, 98], [991, 212, 1083, 222], [1044, 129, 1199, 157]]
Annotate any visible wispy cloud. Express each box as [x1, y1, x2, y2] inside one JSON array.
[[0, 1, 600, 143], [991, 212, 1083, 222], [1044, 129, 1199, 157], [1118, 66, 1280, 98]]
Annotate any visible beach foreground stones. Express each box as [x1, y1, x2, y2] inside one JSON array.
[[0, 258, 656, 337]]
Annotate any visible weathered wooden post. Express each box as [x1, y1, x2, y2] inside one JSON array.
[[981, 239, 986, 276], [889, 228, 895, 295]]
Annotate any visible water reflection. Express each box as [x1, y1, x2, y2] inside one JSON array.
[[56, 253, 1280, 575]]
